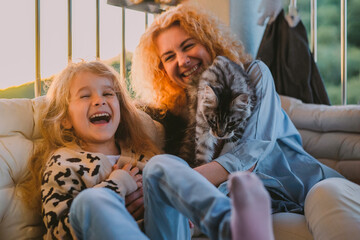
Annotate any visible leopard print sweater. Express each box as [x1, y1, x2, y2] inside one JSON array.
[[41, 146, 146, 239]]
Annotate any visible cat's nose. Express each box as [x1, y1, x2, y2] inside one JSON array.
[[216, 130, 226, 138]]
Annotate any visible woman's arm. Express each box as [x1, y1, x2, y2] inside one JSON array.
[[194, 161, 229, 187], [195, 161, 255, 187]]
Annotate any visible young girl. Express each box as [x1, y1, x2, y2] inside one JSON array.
[[19, 61, 160, 239]]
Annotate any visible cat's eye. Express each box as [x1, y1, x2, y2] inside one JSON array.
[[228, 122, 235, 127], [227, 122, 237, 129], [208, 119, 216, 126]]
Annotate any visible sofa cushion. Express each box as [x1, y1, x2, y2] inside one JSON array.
[[280, 95, 360, 184], [0, 98, 35, 138], [1, 94, 359, 239], [0, 97, 46, 239], [280, 95, 360, 133]]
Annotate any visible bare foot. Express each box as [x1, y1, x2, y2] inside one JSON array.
[[228, 172, 274, 240]]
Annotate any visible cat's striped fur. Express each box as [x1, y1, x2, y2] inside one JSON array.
[[180, 56, 257, 167]]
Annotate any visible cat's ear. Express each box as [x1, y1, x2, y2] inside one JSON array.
[[203, 85, 217, 105], [232, 93, 248, 107]]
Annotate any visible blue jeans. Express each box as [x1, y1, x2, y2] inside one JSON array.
[[69, 188, 148, 240], [69, 154, 232, 240], [143, 154, 232, 240]]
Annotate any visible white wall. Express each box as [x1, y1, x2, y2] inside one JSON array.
[[229, 0, 266, 57], [192, 0, 266, 57], [193, 0, 230, 26]]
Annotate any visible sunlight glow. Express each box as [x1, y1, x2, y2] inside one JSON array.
[[0, 0, 152, 90]]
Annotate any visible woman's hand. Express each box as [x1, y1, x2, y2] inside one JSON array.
[[113, 163, 144, 220], [125, 187, 144, 221]]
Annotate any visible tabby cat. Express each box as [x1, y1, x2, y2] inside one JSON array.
[[180, 56, 257, 167]]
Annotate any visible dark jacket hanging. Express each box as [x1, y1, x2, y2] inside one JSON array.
[[256, 10, 330, 105]]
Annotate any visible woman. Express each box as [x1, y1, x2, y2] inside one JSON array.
[[132, 3, 360, 240]]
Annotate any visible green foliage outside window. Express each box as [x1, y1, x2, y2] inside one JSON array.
[[295, 0, 360, 104]]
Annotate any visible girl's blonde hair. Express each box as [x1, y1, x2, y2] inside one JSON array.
[[131, 3, 251, 115], [19, 61, 159, 212]]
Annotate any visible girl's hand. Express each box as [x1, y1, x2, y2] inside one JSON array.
[[113, 163, 142, 188], [125, 187, 144, 220]]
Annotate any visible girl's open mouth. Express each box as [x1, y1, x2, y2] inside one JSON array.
[[89, 113, 111, 124]]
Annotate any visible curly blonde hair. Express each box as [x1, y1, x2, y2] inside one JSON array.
[[131, 3, 251, 115], [18, 61, 159, 212]]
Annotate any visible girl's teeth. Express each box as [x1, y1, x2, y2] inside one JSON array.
[[91, 113, 109, 118]]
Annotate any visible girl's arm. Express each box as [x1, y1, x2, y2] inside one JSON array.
[[41, 155, 85, 239], [41, 151, 139, 239]]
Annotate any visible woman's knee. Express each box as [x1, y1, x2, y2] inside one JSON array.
[[305, 178, 360, 239], [305, 177, 352, 207]]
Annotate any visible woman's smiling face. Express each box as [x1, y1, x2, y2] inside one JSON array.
[[155, 25, 212, 88]]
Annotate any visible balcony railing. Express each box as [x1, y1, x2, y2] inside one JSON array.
[[34, 0, 349, 105]]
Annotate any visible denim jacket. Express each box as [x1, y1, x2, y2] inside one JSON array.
[[215, 60, 343, 213]]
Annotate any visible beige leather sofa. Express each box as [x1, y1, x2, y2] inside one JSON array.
[[1, 95, 360, 240], [272, 96, 360, 240]]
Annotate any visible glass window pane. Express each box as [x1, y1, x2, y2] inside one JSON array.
[[297, 0, 360, 105], [0, 0, 35, 96], [41, 0, 67, 84]]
